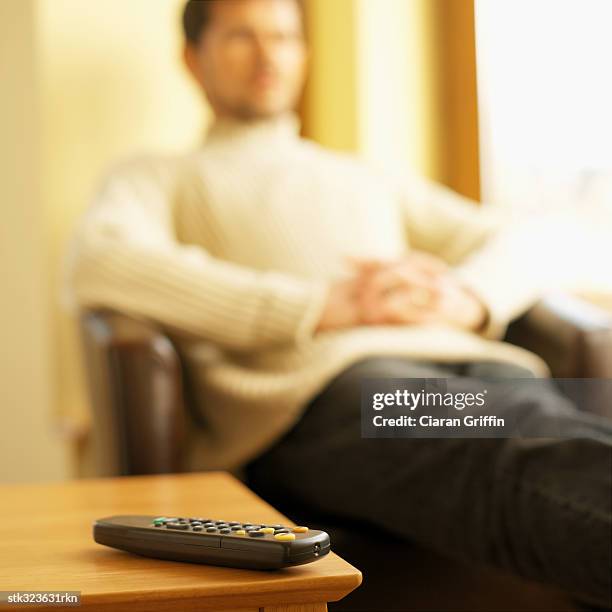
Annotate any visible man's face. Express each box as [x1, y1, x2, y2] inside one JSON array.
[[185, 0, 307, 120]]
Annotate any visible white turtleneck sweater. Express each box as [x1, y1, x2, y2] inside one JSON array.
[[67, 112, 562, 471]]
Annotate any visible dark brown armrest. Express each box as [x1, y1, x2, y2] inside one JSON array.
[[505, 293, 612, 378], [80, 309, 186, 476]]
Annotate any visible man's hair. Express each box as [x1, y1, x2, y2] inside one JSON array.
[[182, 0, 305, 45]]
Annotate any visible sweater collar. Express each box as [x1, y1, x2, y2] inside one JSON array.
[[204, 111, 301, 148]]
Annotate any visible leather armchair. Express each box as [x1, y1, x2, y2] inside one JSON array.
[[80, 293, 612, 476], [79, 293, 612, 611], [80, 312, 187, 476]]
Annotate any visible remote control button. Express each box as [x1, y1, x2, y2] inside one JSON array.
[[274, 533, 296, 541], [192, 526, 203, 531], [292, 526, 308, 533], [166, 523, 190, 530], [234, 529, 246, 536], [274, 529, 289, 534], [249, 531, 265, 537], [154, 523, 163, 527], [219, 528, 231, 534], [228, 521, 241, 526], [242, 523, 253, 528], [230, 525, 243, 531], [206, 527, 218, 533], [259, 527, 275, 534], [215, 520, 227, 525]]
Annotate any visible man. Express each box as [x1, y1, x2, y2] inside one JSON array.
[[66, 0, 612, 608]]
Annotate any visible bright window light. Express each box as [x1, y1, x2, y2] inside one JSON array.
[[475, 0, 612, 213]]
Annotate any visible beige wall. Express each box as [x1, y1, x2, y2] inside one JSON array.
[[0, 0, 68, 483], [39, 0, 208, 475], [38, 0, 205, 461], [1, 0, 205, 482]]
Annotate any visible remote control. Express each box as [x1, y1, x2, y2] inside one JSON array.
[[93, 515, 331, 570]]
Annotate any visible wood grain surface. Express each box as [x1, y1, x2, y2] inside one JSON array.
[[0, 472, 361, 611]]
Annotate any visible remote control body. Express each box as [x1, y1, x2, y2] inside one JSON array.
[[93, 515, 331, 570]]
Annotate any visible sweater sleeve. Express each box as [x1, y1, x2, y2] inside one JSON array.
[[452, 212, 599, 341], [397, 171, 504, 265], [65, 157, 330, 351], [396, 172, 555, 340]]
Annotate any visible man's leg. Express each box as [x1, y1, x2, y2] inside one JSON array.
[[245, 357, 612, 610]]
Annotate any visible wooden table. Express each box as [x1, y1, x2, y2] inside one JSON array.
[[0, 472, 361, 611]]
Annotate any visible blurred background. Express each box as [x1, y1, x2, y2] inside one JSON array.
[[2, 0, 612, 483]]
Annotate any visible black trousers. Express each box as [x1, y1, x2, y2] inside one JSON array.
[[245, 357, 612, 610]]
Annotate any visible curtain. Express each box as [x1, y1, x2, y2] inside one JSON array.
[[300, 0, 481, 201]]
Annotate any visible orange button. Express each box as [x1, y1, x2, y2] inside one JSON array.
[[291, 526, 308, 533], [274, 533, 296, 541]]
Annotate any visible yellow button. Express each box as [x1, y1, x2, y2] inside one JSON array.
[[274, 533, 296, 541], [291, 526, 308, 533], [259, 527, 275, 534], [234, 529, 246, 536]]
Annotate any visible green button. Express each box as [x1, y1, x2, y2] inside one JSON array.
[[153, 517, 167, 525]]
